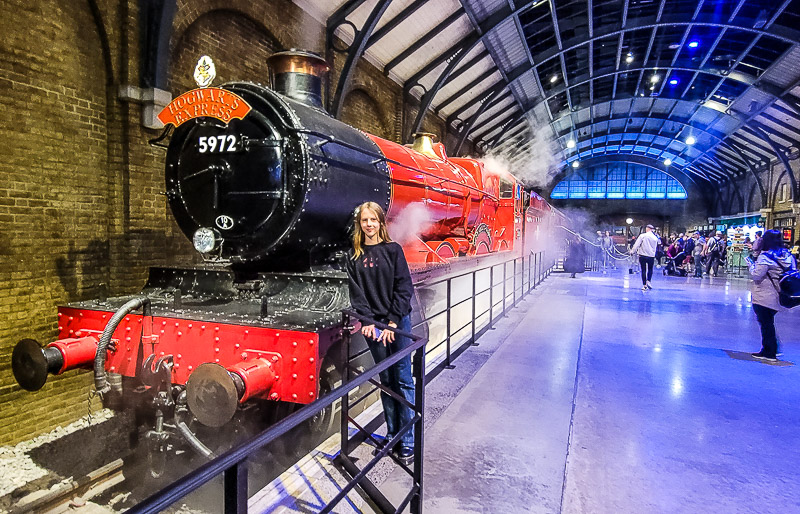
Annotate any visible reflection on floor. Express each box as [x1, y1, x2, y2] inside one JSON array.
[[382, 269, 800, 513]]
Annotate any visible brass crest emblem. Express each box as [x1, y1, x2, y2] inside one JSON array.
[[194, 55, 216, 88]]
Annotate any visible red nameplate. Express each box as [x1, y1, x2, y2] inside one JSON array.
[[158, 87, 251, 127]]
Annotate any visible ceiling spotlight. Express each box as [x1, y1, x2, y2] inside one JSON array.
[[550, 74, 559, 84], [572, 160, 580, 168], [669, 78, 679, 86], [650, 74, 660, 83], [625, 52, 634, 64], [664, 158, 672, 166], [685, 136, 697, 145], [688, 41, 700, 48], [626, 218, 634, 225], [567, 139, 576, 148]]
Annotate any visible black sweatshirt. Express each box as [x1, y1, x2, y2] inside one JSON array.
[[346, 241, 413, 325]]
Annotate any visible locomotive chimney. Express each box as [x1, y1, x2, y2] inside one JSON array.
[[412, 132, 444, 160], [267, 49, 330, 109]]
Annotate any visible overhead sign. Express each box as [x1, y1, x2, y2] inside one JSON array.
[[158, 88, 251, 127]]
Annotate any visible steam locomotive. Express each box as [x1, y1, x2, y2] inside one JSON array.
[[11, 50, 565, 459]]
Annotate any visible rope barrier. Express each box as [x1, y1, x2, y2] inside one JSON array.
[[557, 226, 634, 262]]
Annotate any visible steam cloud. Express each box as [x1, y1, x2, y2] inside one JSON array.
[[388, 204, 433, 245], [479, 126, 561, 189]]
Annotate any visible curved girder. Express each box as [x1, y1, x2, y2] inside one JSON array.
[[328, 0, 393, 118], [535, 65, 774, 115], [452, 84, 506, 155], [403, 2, 537, 142], [549, 111, 772, 186], [567, 145, 722, 183], [528, 15, 800, 77], [543, 154, 711, 205], [746, 124, 798, 204], [138, 0, 176, 89]]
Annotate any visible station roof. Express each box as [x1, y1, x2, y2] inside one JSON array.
[[297, 0, 800, 189]]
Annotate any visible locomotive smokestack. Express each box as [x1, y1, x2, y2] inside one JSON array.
[[267, 49, 329, 109]]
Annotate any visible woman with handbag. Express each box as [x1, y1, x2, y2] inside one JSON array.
[[749, 230, 797, 361]]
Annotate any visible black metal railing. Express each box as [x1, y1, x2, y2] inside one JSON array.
[[336, 310, 425, 514], [131, 250, 556, 513], [414, 250, 554, 378]]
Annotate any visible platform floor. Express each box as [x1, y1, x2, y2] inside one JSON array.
[[382, 268, 800, 513]]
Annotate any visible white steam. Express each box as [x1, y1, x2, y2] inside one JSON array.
[[479, 126, 561, 189], [387, 204, 433, 245]]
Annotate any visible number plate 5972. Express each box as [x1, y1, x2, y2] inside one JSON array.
[[198, 135, 237, 153]]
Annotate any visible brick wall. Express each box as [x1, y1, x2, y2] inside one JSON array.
[[0, 0, 118, 444]]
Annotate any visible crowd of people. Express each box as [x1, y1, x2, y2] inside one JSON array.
[[626, 228, 800, 280]]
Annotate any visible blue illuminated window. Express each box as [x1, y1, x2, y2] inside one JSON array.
[[550, 163, 687, 200]]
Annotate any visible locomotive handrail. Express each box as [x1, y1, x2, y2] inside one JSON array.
[[289, 127, 501, 202]]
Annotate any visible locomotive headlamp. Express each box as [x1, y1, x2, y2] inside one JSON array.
[[193, 227, 221, 253]]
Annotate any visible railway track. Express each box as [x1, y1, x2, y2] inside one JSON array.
[[11, 458, 125, 514]]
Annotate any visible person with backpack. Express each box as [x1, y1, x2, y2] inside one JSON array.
[[749, 230, 798, 361], [705, 231, 725, 277]]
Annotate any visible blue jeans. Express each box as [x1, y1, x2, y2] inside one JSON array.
[[367, 315, 415, 448]]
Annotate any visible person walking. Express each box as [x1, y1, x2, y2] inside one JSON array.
[[630, 224, 659, 291], [749, 230, 797, 361], [346, 201, 415, 464]]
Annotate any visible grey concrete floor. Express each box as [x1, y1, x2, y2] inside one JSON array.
[[381, 269, 800, 513]]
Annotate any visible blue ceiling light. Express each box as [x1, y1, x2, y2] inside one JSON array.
[[669, 78, 679, 86], [688, 41, 700, 48]]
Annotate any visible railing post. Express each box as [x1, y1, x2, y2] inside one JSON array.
[[445, 278, 454, 369], [514, 258, 518, 305], [489, 266, 494, 327], [471, 270, 478, 346], [411, 343, 426, 513], [502, 261, 507, 316], [224, 463, 248, 514], [340, 316, 351, 456]]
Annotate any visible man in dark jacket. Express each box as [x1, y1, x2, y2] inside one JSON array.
[[565, 234, 586, 278]]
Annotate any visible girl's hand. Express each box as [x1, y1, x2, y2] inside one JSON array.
[[361, 324, 376, 340], [379, 321, 397, 345]]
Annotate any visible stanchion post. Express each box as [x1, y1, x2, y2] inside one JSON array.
[[223, 463, 247, 514], [411, 343, 425, 513], [340, 314, 351, 456], [489, 266, 494, 327], [471, 271, 478, 346], [445, 278, 454, 369]]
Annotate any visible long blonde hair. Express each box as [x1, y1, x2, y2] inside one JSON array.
[[352, 202, 392, 259]]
